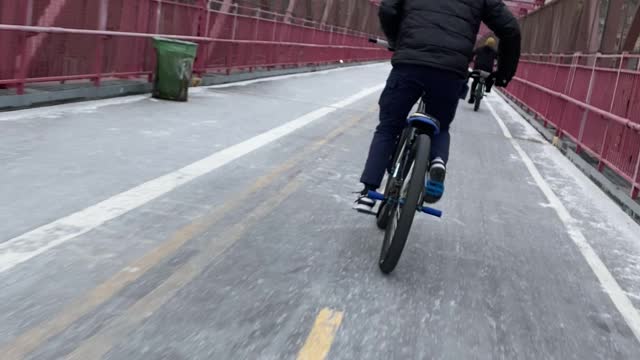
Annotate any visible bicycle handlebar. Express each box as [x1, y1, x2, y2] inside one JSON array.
[[369, 38, 499, 84], [369, 38, 392, 51]]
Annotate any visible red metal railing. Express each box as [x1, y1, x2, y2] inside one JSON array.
[[0, 0, 388, 95], [502, 53, 640, 199], [476, 1, 540, 44]]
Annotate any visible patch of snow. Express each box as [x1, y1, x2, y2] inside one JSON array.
[[538, 145, 640, 250], [487, 93, 546, 143]]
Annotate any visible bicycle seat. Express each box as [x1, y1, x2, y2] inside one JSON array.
[[407, 113, 440, 136]]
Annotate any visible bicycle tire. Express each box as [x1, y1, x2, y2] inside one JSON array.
[[378, 136, 415, 261], [379, 134, 431, 274], [377, 128, 414, 230], [474, 84, 483, 112]]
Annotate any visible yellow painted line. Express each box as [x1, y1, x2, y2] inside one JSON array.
[[1, 106, 375, 360], [66, 178, 303, 359], [297, 308, 344, 360]]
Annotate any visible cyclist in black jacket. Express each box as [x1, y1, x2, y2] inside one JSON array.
[[469, 37, 499, 104], [356, 0, 521, 213]]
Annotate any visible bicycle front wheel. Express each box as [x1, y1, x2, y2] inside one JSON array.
[[379, 134, 431, 274]]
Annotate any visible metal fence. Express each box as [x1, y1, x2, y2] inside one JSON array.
[[504, 53, 640, 199], [0, 0, 387, 94], [500, 0, 640, 199]]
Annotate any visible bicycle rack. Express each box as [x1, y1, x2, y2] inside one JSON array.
[[367, 191, 443, 218]]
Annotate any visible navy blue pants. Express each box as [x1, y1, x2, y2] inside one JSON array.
[[360, 64, 465, 189]]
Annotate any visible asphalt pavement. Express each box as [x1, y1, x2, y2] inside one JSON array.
[[1, 63, 640, 359]]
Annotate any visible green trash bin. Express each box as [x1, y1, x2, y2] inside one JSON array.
[[152, 37, 198, 101]]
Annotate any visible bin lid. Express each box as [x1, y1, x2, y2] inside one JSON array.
[[153, 37, 198, 46], [153, 37, 198, 56]]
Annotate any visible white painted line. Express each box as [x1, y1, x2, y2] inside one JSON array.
[[0, 83, 384, 273], [197, 62, 387, 91], [332, 86, 386, 109], [485, 98, 640, 343], [485, 98, 512, 139], [487, 93, 546, 143], [0, 63, 387, 122]]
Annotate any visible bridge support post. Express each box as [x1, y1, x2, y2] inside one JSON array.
[[633, 149, 640, 199], [92, 0, 109, 87], [623, 5, 640, 51]]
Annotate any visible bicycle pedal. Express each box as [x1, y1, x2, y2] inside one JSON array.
[[417, 206, 443, 218], [367, 190, 386, 201]]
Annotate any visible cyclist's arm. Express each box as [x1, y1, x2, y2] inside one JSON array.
[[482, 0, 521, 86], [470, 48, 478, 66], [379, 0, 404, 47]]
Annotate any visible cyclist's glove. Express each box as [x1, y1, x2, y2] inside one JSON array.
[[493, 72, 511, 87], [387, 40, 396, 52]]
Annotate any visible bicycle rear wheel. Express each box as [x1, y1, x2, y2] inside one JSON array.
[[379, 134, 431, 274], [474, 84, 483, 112]]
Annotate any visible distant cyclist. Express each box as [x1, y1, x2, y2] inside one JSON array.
[[356, 0, 521, 213], [469, 37, 498, 104]]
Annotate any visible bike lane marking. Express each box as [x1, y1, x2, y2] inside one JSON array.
[[0, 84, 384, 275], [297, 308, 344, 360], [64, 177, 304, 360], [0, 63, 385, 123], [486, 96, 640, 343], [1, 104, 379, 360]]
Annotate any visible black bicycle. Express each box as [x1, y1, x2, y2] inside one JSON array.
[[365, 38, 443, 274], [470, 70, 492, 112]]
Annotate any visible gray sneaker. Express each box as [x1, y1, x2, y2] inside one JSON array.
[[354, 188, 376, 213]]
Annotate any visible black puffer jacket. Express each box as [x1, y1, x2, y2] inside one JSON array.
[[379, 0, 521, 83], [474, 45, 498, 72]]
